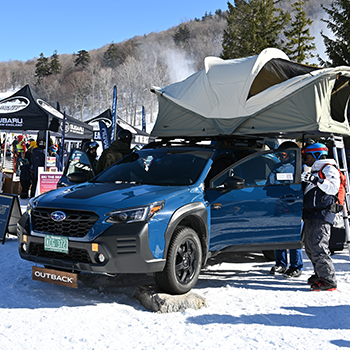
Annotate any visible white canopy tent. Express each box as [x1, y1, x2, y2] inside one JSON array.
[[151, 48, 350, 139]]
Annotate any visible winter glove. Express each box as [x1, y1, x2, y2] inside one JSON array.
[[301, 172, 322, 185]]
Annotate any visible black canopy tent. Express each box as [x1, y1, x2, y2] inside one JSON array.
[[85, 109, 151, 146], [0, 85, 62, 132], [0, 84, 94, 140], [0, 85, 94, 172], [60, 114, 94, 140]]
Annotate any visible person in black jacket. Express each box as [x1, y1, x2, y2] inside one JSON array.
[[19, 158, 31, 199], [96, 130, 132, 174], [30, 145, 45, 197]]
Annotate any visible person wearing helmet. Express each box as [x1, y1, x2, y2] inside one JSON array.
[[96, 129, 132, 174], [301, 142, 340, 291], [269, 141, 304, 278], [82, 141, 99, 173]]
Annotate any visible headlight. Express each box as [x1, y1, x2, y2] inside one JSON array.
[[26, 198, 36, 215], [106, 201, 164, 224]]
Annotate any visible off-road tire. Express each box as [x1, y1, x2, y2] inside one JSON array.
[[154, 226, 202, 295]]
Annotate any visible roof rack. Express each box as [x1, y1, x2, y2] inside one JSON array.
[[143, 135, 266, 150]]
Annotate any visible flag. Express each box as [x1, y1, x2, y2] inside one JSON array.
[[99, 121, 111, 150], [59, 111, 66, 171], [142, 106, 146, 132], [111, 85, 117, 143]]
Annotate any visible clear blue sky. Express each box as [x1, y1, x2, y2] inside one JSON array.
[[0, 0, 229, 62]]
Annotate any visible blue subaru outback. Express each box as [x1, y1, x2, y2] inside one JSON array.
[[17, 138, 303, 294]]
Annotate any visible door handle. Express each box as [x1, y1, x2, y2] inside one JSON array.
[[280, 194, 299, 203]]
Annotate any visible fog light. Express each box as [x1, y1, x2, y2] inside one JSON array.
[[97, 253, 106, 263], [22, 243, 27, 252]]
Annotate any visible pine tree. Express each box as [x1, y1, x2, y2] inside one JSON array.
[[284, 0, 316, 63], [35, 53, 51, 83], [319, 0, 350, 67], [173, 24, 191, 46], [103, 42, 119, 68], [221, 0, 290, 59], [74, 50, 91, 68], [50, 50, 62, 74]]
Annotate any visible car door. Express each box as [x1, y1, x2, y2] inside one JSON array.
[[56, 148, 96, 187], [205, 148, 303, 251]]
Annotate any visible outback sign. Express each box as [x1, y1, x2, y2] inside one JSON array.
[[32, 266, 78, 289]]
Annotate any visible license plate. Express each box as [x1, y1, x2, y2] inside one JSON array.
[[44, 235, 68, 253], [32, 266, 78, 289]]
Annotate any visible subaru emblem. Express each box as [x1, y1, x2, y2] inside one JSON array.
[[51, 211, 66, 222]]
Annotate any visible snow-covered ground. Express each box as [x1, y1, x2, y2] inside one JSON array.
[[1, 200, 350, 350]]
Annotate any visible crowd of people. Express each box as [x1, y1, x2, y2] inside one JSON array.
[[0, 133, 63, 199], [3, 129, 134, 199]]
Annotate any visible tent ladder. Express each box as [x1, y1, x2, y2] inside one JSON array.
[[330, 134, 350, 259]]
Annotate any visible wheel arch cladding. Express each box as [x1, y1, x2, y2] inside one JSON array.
[[163, 202, 209, 265]]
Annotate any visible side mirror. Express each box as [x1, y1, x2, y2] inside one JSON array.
[[67, 172, 88, 184], [220, 176, 245, 192]]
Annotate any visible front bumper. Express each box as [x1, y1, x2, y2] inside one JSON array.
[[18, 217, 166, 275]]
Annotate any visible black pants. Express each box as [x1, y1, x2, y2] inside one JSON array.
[[20, 179, 31, 199]]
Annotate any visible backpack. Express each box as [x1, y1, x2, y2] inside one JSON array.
[[318, 164, 347, 206]]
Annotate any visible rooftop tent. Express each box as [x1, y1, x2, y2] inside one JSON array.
[[0, 84, 62, 132], [151, 48, 350, 138], [86, 109, 151, 145]]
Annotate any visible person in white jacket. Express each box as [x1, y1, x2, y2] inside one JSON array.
[[301, 143, 340, 291]]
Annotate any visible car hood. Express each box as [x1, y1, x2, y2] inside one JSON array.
[[33, 182, 191, 210]]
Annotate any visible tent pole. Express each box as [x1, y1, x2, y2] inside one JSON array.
[[1, 132, 5, 167], [45, 130, 49, 171]]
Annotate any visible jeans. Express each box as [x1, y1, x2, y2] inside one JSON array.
[[275, 249, 303, 270]]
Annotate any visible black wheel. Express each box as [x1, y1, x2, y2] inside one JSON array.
[[262, 250, 275, 261], [154, 226, 202, 295]]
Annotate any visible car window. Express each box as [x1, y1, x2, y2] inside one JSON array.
[[65, 149, 95, 180], [211, 150, 297, 188], [95, 149, 211, 186]]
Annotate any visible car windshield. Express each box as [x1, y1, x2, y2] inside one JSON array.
[[93, 148, 212, 186]]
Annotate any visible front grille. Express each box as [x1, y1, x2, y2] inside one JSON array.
[[29, 243, 92, 263], [32, 208, 99, 237]]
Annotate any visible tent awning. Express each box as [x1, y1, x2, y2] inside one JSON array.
[[86, 109, 151, 145]]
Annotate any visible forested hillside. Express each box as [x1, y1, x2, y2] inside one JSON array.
[[0, 0, 333, 128], [0, 11, 226, 128]]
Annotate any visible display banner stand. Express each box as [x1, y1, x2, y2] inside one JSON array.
[[36, 168, 63, 196], [0, 193, 21, 245]]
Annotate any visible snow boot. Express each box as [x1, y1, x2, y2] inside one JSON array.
[[310, 279, 337, 291], [270, 265, 288, 275], [307, 274, 318, 285], [283, 267, 302, 278]]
